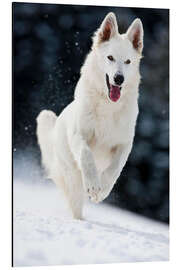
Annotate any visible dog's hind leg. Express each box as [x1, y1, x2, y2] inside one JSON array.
[[65, 168, 84, 220], [53, 165, 84, 220]]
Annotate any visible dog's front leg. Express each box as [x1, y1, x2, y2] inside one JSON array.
[[70, 133, 101, 203], [99, 143, 133, 201]]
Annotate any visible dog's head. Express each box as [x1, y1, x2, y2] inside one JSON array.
[[92, 12, 144, 102]]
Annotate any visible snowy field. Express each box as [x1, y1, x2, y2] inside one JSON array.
[[13, 176, 169, 267]]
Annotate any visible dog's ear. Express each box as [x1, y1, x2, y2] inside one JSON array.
[[126, 18, 144, 53], [93, 13, 118, 47]]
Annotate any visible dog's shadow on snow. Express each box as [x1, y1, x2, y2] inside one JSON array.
[[84, 218, 129, 235], [83, 219, 169, 244]]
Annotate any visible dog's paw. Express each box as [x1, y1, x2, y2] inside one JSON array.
[[85, 181, 102, 203], [97, 189, 110, 202], [96, 171, 112, 202]]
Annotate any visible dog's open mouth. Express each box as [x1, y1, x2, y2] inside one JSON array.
[[106, 74, 121, 102]]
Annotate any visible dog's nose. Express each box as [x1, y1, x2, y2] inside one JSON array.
[[114, 73, 124, 85]]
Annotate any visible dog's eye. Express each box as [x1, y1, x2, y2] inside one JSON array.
[[125, 59, 131, 64], [107, 55, 114, 61]]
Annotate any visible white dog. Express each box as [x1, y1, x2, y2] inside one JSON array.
[[36, 12, 144, 219]]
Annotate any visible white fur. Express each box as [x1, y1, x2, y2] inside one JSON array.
[[36, 13, 144, 219]]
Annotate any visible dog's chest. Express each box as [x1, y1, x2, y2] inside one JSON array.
[[87, 101, 138, 173], [93, 102, 137, 148]]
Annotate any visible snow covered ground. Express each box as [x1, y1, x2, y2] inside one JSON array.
[[13, 177, 169, 267]]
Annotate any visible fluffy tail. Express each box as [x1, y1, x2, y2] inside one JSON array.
[[36, 110, 57, 176]]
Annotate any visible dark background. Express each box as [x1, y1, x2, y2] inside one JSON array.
[[12, 2, 169, 223]]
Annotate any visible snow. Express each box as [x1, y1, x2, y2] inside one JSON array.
[[13, 179, 169, 267]]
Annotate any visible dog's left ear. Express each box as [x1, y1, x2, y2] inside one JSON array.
[[93, 12, 118, 47], [126, 18, 144, 53]]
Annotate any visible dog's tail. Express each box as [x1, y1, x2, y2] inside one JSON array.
[[36, 110, 57, 176]]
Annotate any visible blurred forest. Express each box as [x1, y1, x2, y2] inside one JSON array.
[[12, 3, 169, 223]]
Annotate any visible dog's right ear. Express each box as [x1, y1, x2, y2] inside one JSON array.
[[93, 12, 118, 47], [126, 18, 144, 54]]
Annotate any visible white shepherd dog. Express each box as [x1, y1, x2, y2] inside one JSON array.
[[36, 13, 144, 219]]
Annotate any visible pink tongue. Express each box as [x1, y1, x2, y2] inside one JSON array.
[[109, 85, 121, 102]]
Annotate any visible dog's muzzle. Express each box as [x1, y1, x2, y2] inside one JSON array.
[[106, 74, 121, 102]]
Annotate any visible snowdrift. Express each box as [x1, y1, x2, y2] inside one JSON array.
[[13, 179, 169, 266]]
